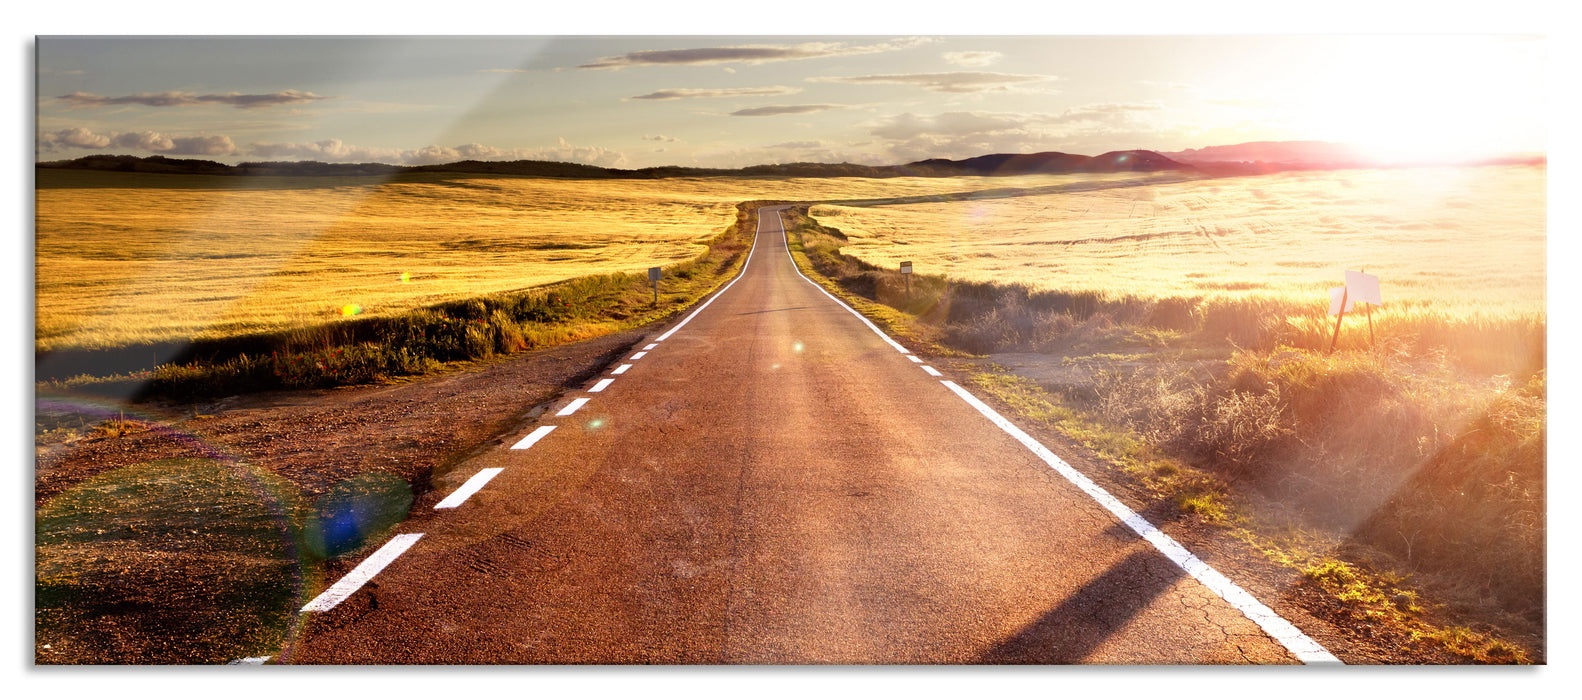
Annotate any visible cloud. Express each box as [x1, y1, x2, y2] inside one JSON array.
[[578, 37, 933, 69], [766, 140, 823, 149], [809, 71, 1055, 94], [628, 86, 803, 101], [729, 104, 843, 117], [643, 134, 680, 142], [1049, 102, 1164, 123], [44, 126, 111, 149], [247, 137, 628, 168], [248, 139, 404, 162], [942, 51, 1003, 67], [57, 89, 330, 110], [39, 126, 236, 155], [866, 104, 1172, 162], [162, 134, 238, 155], [477, 68, 528, 73]]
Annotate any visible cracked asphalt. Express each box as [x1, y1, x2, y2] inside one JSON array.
[[284, 206, 1307, 664]]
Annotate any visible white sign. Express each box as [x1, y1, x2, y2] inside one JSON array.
[[1328, 286, 1353, 316], [900, 261, 913, 274], [1344, 270, 1382, 306], [1329, 271, 1383, 315]]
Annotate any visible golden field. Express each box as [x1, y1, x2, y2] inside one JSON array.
[[35, 169, 1088, 352], [811, 165, 1547, 319]]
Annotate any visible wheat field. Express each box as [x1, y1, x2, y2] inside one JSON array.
[[36, 170, 1084, 352], [811, 165, 1547, 319]]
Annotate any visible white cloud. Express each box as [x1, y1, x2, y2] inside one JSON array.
[[808, 71, 1055, 94], [643, 134, 680, 142], [43, 126, 111, 149], [628, 86, 803, 101], [579, 37, 934, 69], [56, 89, 330, 110], [865, 104, 1178, 162], [942, 51, 1003, 67], [247, 137, 628, 168], [729, 104, 844, 117], [39, 126, 236, 156]]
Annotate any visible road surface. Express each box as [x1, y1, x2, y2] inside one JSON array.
[[284, 206, 1336, 664]]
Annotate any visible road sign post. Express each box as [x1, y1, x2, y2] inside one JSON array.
[[900, 261, 912, 295], [1328, 269, 1382, 353], [648, 267, 661, 305]]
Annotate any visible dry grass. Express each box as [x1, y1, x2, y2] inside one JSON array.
[[810, 165, 1545, 318], [786, 165, 1547, 661], [36, 169, 1083, 352]]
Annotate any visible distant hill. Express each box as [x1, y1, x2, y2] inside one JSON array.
[[1161, 140, 1545, 175], [36, 149, 1195, 181], [1162, 141, 1372, 166], [901, 150, 1189, 176], [37, 144, 1537, 182]]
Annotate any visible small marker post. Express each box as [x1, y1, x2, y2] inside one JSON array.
[[900, 260, 912, 295], [648, 266, 661, 306], [1329, 287, 1347, 354]]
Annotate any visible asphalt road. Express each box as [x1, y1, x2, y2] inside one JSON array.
[[284, 206, 1336, 665]]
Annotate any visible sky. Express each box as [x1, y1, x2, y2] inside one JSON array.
[[35, 33, 1546, 169]]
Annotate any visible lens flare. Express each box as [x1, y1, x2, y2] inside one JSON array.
[[35, 393, 317, 662], [340, 304, 362, 316], [399, 271, 410, 284]]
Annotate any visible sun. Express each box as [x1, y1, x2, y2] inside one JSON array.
[[1287, 36, 1544, 163]]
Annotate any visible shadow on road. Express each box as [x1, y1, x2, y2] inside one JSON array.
[[978, 549, 1184, 663]]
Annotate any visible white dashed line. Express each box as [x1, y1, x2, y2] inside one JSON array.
[[227, 656, 272, 665], [921, 365, 942, 377], [630, 351, 647, 360], [590, 378, 614, 392], [938, 380, 1340, 665], [644, 343, 658, 350], [612, 363, 632, 375], [434, 468, 505, 509], [510, 425, 557, 450], [300, 533, 424, 612], [906, 355, 923, 363], [557, 398, 591, 416]]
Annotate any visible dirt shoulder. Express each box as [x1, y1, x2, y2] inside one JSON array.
[[34, 325, 651, 664], [37, 325, 649, 510]]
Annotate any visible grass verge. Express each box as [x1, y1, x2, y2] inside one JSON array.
[[38, 201, 769, 402], [785, 203, 1543, 664]]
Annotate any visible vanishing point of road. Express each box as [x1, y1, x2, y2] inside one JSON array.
[[284, 206, 1339, 664]]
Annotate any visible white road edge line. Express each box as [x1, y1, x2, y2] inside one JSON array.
[[939, 380, 1341, 665], [434, 467, 505, 509], [629, 351, 648, 360], [921, 365, 943, 377], [612, 364, 633, 375], [772, 206, 1338, 665], [774, 210, 910, 355], [557, 397, 591, 416], [652, 207, 767, 343], [300, 533, 424, 612], [589, 378, 614, 393], [906, 355, 923, 363], [510, 425, 556, 450]]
